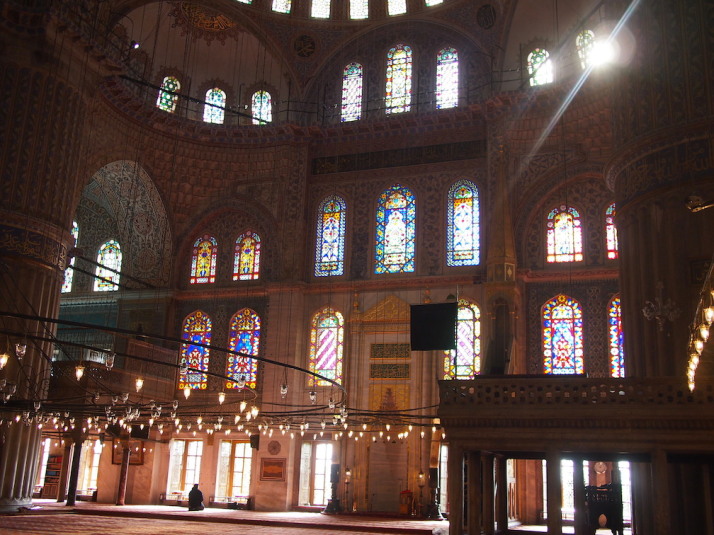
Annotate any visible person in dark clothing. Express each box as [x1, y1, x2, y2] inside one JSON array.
[[188, 483, 204, 511]]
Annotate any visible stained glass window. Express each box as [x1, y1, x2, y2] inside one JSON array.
[[251, 91, 272, 124], [546, 205, 583, 263], [227, 308, 260, 389], [311, 0, 330, 18], [542, 294, 583, 375], [203, 88, 226, 124], [605, 202, 618, 260], [94, 240, 122, 291], [527, 48, 553, 86], [233, 231, 261, 280], [385, 45, 412, 114], [350, 0, 368, 19], [436, 47, 458, 109], [315, 195, 346, 276], [444, 300, 481, 379], [387, 0, 406, 15], [272, 0, 291, 13], [576, 30, 596, 70], [178, 310, 211, 390], [375, 184, 415, 273], [190, 235, 218, 284], [156, 76, 180, 112], [309, 307, 344, 387], [341, 63, 363, 122], [608, 295, 624, 378], [447, 180, 479, 266], [62, 221, 79, 293]]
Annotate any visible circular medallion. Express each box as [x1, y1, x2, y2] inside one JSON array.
[[294, 35, 316, 58], [476, 5, 496, 30], [268, 440, 281, 455], [594, 461, 607, 474]]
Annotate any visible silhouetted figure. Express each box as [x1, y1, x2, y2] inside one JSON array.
[[188, 483, 204, 511]]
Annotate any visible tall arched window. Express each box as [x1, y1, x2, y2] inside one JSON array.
[[227, 308, 260, 389], [387, 0, 406, 15], [203, 88, 226, 124], [444, 300, 481, 379], [605, 202, 618, 260], [546, 205, 583, 263], [341, 63, 363, 122], [311, 0, 330, 18], [179, 311, 211, 390], [190, 235, 218, 284], [308, 307, 344, 386], [94, 240, 122, 291], [156, 76, 180, 112], [447, 180, 479, 266], [436, 47, 458, 109], [272, 0, 291, 13], [576, 30, 596, 69], [375, 184, 415, 274], [542, 294, 584, 375], [527, 48, 553, 86], [385, 45, 412, 114], [251, 91, 272, 124], [315, 195, 346, 276], [62, 221, 79, 293], [608, 295, 624, 378], [350, 0, 368, 19], [233, 231, 261, 280]]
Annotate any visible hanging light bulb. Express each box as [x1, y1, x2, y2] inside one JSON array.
[[705, 306, 714, 324], [0, 353, 8, 370], [105, 352, 115, 369], [183, 385, 191, 399], [135, 377, 144, 392], [328, 397, 335, 409], [218, 391, 225, 405], [250, 406, 259, 418], [75, 364, 85, 381], [239, 400, 247, 413], [236, 374, 246, 389], [196, 416, 203, 425], [14, 342, 26, 359], [699, 323, 710, 342], [309, 391, 317, 404], [280, 383, 288, 399]]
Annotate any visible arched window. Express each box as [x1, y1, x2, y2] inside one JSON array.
[[527, 48, 553, 86], [315, 195, 346, 276], [233, 231, 261, 280], [605, 202, 618, 260], [425, 0, 443, 5], [385, 45, 412, 114], [350, 0, 368, 19], [447, 180, 479, 266], [576, 30, 596, 70], [178, 311, 211, 390], [436, 47, 458, 109], [387, 0, 406, 15], [444, 300, 481, 379], [227, 308, 260, 389], [156, 76, 180, 112], [311, 0, 330, 18], [308, 307, 344, 386], [375, 184, 415, 274], [608, 295, 624, 378], [251, 91, 272, 124], [341, 63, 363, 122], [272, 0, 291, 13], [203, 88, 226, 124], [62, 221, 79, 293], [542, 294, 583, 375], [546, 205, 583, 263], [190, 236, 218, 284], [94, 240, 122, 291]]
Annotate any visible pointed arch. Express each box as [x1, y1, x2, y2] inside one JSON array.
[[527, 48, 553, 86], [341, 63, 363, 122], [608, 295, 624, 378], [436, 47, 458, 109], [447, 180, 479, 266], [62, 221, 79, 293], [233, 231, 261, 280], [444, 299, 481, 379], [203, 88, 226, 124], [94, 240, 122, 291], [308, 306, 344, 386], [385, 44, 412, 114], [156, 76, 180, 112], [576, 30, 596, 70], [542, 294, 584, 375], [375, 184, 415, 273], [227, 308, 261, 389], [190, 235, 218, 284], [179, 310, 212, 390], [546, 205, 583, 263], [251, 90, 272, 124], [315, 195, 346, 276], [605, 202, 619, 260]]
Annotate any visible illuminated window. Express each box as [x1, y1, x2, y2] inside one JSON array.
[[436, 47, 458, 109], [94, 240, 121, 291], [444, 300, 481, 379], [375, 184, 415, 273], [77, 439, 102, 495], [542, 294, 583, 375], [227, 308, 260, 390], [387, 0, 406, 15], [203, 88, 226, 124], [308, 306, 344, 386], [235, 0, 251, 3], [156, 76, 180, 112], [546, 205, 583, 263], [311, 0, 330, 18], [385, 45, 412, 114], [605, 203, 618, 260], [167, 439, 203, 497], [216, 441, 252, 499], [251, 91, 272, 124], [576, 30, 596, 69], [350, 0, 368, 19], [62, 220, 79, 293], [609, 295, 624, 378], [315, 195, 346, 276], [426, 0, 443, 5], [447, 180, 479, 266], [527, 48, 553, 86], [341, 63, 363, 122], [272, 0, 291, 13], [178, 310, 211, 390], [190, 235, 218, 284], [233, 231, 261, 280]]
